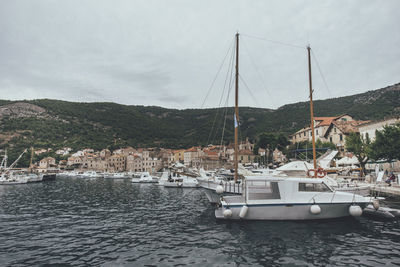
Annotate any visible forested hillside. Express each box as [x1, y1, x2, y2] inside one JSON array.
[[0, 83, 399, 160]]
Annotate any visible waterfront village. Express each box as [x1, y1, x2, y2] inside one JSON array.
[[32, 114, 400, 175]]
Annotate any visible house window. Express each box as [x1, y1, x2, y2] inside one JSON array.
[[316, 130, 319, 136], [330, 137, 332, 143], [339, 134, 343, 141], [304, 132, 306, 137], [334, 127, 336, 133], [342, 118, 347, 121]]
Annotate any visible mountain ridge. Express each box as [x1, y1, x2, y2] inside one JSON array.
[[0, 83, 399, 156]]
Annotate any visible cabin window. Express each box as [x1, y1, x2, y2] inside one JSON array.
[[298, 183, 331, 192], [247, 181, 281, 200]]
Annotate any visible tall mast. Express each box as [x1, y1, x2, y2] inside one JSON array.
[[234, 32, 239, 182], [30, 147, 34, 167], [307, 45, 317, 176]]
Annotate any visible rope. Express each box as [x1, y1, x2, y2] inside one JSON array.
[[206, 45, 235, 145], [200, 37, 235, 108], [239, 74, 261, 107], [241, 38, 275, 108], [310, 49, 333, 99], [210, 52, 235, 145], [241, 33, 306, 49]]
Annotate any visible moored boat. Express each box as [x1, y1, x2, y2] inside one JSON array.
[[215, 176, 372, 220], [132, 172, 158, 183]]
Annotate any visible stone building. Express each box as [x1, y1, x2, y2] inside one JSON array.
[[107, 154, 126, 172], [39, 157, 56, 169]]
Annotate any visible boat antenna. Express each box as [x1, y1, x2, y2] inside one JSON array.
[[234, 32, 239, 183], [307, 45, 317, 176]]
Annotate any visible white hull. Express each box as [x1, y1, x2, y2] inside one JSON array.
[[334, 186, 370, 196], [203, 188, 221, 204], [215, 202, 368, 220], [163, 181, 198, 188], [0, 179, 29, 185], [132, 178, 158, 183], [104, 174, 129, 179], [202, 187, 239, 204]]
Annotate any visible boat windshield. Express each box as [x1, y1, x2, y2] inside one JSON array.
[[247, 181, 281, 200], [298, 182, 332, 192]]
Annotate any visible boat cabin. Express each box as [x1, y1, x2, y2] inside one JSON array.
[[222, 177, 334, 205]]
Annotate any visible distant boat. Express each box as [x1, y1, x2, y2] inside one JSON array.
[[132, 172, 158, 183], [163, 172, 198, 188], [0, 149, 31, 185], [103, 172, 129, 179]]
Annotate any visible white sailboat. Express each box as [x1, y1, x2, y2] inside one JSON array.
[[0, 149, 30, 185], [214, 34, 374, 220]]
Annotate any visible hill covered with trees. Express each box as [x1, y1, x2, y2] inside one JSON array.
[[0, 83, 399, 162]]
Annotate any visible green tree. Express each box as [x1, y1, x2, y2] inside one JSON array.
[[370, 124, 400, 162], [345, 132, 370, 177]]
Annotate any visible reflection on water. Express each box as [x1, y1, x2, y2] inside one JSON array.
[[0, 178, 400, 266]]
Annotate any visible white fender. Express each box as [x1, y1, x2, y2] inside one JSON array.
[[239, 205, 248, 218], [223, 209, 232, 218], [372, 199, 380, 210], [310, 204, 321, 215], [216, 185, 224, 194], [349, 205, 363, 217]]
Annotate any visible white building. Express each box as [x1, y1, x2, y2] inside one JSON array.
[[358, 118, 400, 141], [72, 151, 84, 157], [56, 147, 72, 156]]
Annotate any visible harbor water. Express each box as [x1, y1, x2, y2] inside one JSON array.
[[1, 178, 400, 266]]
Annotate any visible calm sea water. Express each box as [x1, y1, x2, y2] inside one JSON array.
[[1, 178, 400, 266]]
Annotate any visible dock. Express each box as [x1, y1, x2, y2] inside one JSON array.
[[370, 184, 400, 199]]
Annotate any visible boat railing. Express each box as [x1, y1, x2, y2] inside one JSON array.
[[224, 181, 242, 194]]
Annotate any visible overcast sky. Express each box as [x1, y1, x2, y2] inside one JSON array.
[[0, 0, 399, 109]]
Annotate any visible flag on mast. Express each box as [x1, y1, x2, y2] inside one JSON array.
[[234, 114, 238, 128]]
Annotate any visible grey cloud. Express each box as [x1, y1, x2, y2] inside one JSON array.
[[0, 0, 399, 109]]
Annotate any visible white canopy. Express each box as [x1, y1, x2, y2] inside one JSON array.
[[276, 161, 314, 171], [336, 156, 359, 166]]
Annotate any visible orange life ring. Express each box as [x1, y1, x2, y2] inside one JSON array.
[[307, 168, 327, 178], [317, 168, 327, 178]]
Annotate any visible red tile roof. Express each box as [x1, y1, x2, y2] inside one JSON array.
[[314, 117, 337, 126], [332, 120, 369, 134], [238, 150, 254, 155]]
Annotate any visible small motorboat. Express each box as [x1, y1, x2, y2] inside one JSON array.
[[132, 172, 158, 183]]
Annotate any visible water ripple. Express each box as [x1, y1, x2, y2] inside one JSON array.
[[1, 178, 400, 266]]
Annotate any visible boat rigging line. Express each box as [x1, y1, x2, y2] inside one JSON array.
[[241, 33, 306, 49], [207, 41, 236, 145], [239, 74, 261, 107], [241, 38, 276, 108], [218, 83, 233, 150], [311, 49, 334, 99], [200, 37, 235, 109]]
